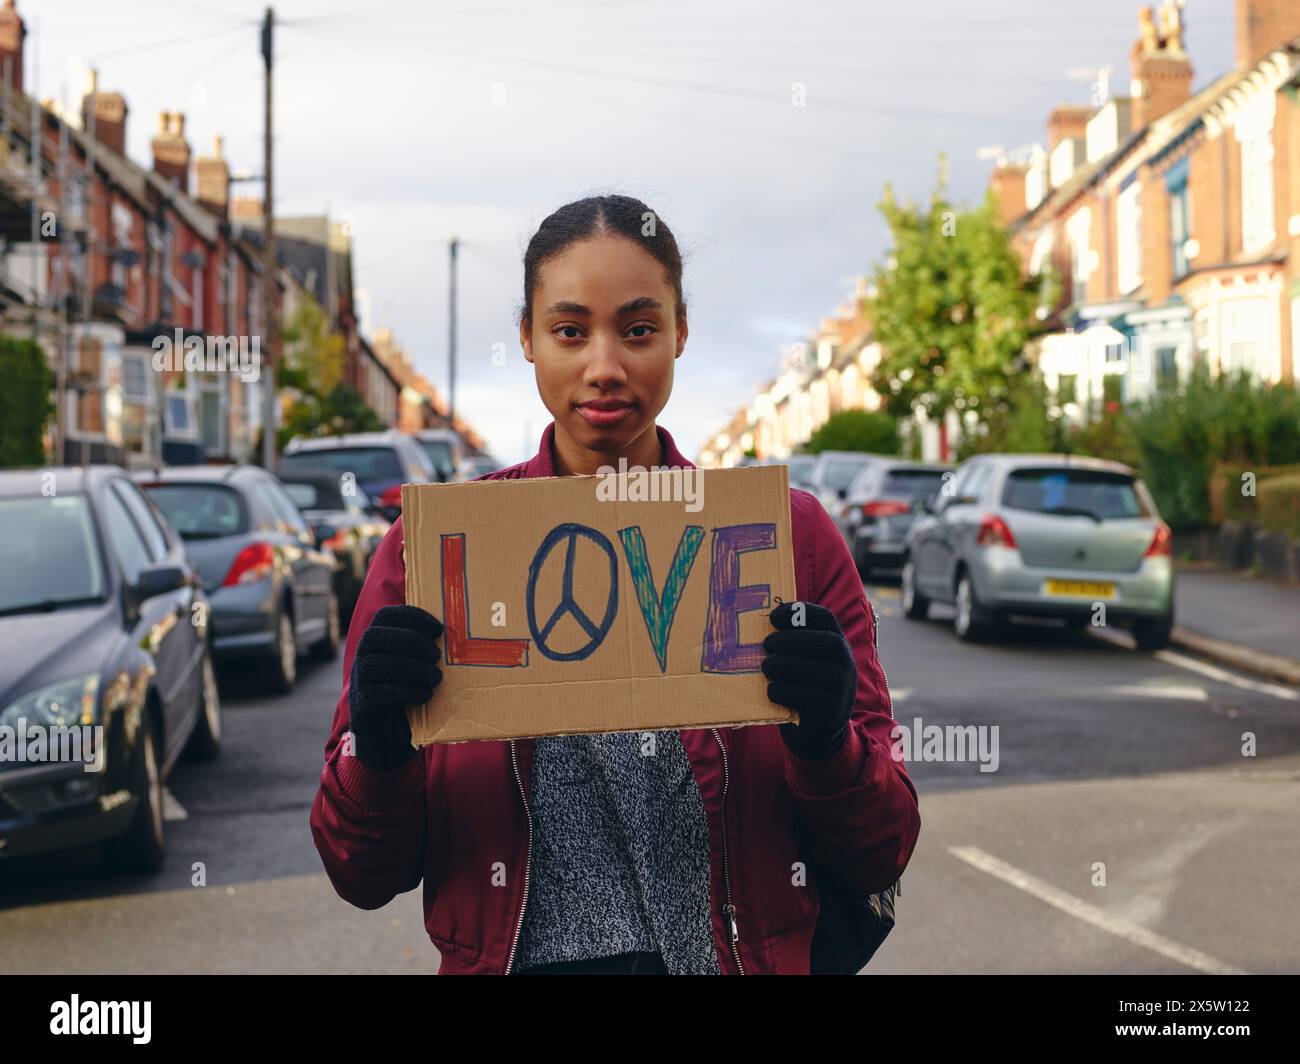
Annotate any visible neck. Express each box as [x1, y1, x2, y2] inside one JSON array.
[[551, 422, 664, 476]]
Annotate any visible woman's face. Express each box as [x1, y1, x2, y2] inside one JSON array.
[[521, 234, 686, 459]]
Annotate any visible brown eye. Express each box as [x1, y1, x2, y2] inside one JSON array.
[[553, 325, 582, 340], [626, 323, 657, 339]]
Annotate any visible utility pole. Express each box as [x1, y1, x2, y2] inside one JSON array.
[[448, 234, 458, 426], [259, 6, 276, 469]]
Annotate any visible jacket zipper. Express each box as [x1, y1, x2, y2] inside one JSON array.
[[505, 739, 533, 975], [711, 727, 746, 976]]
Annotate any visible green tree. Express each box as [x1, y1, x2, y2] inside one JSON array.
[[0, 335, 54, 467], [805, 409, 899, 455], [959, 372, 1067, 458], [278, 296, 345, 395], [868, 157, 1051, 438], [277, 383, 384, 452]]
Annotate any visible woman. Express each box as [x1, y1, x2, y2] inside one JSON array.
[[310, 195, 920, 975]]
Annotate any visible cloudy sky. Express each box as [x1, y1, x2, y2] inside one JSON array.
[[33, 0, 1236, 462]]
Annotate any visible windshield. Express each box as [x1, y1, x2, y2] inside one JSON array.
[[0, 496, 106, 614], [144, 483, 249, 539], [1002, 468, 1149, 520], [281, 447, 403, 484], [418, 439, 455, 479]]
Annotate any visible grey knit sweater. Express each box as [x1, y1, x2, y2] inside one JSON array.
[[513, 729, 721, 975]]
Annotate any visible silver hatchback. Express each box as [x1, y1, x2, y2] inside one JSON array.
[[901, 454, 1174, 648]]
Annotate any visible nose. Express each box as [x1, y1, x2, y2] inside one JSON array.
[[582, 332, 629, 391]]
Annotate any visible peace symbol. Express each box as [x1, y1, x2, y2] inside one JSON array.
[[526, 523, 619, 662]]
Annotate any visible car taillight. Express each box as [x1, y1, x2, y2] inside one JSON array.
[[862, 499, 911, 518], [1145, 521, 1172, 558], [222, 542, 275, 587], [975, 515, 1017, 549], [379, 485, 404, 511]]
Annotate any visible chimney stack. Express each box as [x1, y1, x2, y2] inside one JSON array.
[[81, 70, 129, 156], [0, 0, 25, 95], [1130, 2, 1193, 128], [151, 111, 191, 191], [989, 163, 1029, 225], [1047, 105, 1093, 150], [1236, 0, 1300, 70], [195, 135, 230, 218]]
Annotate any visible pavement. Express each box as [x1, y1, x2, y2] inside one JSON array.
[[1, 577, 1296, 974], [1170, 566, 1300, 685]]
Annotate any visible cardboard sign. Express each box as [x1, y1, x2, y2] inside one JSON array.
[[402, 465, 797, 743]]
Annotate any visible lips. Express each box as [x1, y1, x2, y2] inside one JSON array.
[[576, 400, 635, 428]]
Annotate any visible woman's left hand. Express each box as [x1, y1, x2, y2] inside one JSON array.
[[762, 601, 857, 760]]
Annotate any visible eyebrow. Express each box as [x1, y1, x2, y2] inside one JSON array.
[[543, 297, 664, 317]]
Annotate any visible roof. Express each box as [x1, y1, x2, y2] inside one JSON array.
[[975, 453, 1138, 476]]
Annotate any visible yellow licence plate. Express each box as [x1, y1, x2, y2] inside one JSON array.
[[1044, 579, 1116, 599]]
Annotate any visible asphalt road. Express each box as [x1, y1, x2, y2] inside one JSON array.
[[1, 582, 1297, 974]]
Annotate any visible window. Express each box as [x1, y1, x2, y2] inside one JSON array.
[[1067, 209, 1091, 305], [144, 483, 248, 540], [1166, 158, 1191, 279], [165, 392, 196, 437], [101, 486, 153, 584], [1221, 297, 1269, 380], [111, 481, 168, 561], [1116, 180, 1142, 295], [1002, 469, 1148, 519], [1155, 346, 1179, 390], [1104, 342, 1126, 364], [1237, 92, 1276, 253], [0, 496, 106, 612], [1241, 134, 1275, 251]]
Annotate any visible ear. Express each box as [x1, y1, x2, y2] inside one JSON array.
[[674, 308, 688, 359], [519, 318, 534, 364]]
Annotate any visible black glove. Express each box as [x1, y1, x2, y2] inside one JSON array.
[[762, 601, 856, 760], [348, 605, 443, 769]]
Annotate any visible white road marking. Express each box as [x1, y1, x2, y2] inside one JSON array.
[[1097, 684, 1208, 702], [1153, 650, 1300, 702], [162, 788, 188, 822], [948, 845, 1246, 975], [1090, 629, 1300, 702]]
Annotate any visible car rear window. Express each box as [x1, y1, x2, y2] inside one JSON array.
[[281, 447, 402, 483], [883, 468, 948, 498], [143, 483, 249, 539], [1002, 468, 1149, 520], [821, 458, 869, 491]]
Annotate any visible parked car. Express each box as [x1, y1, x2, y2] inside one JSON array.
[[901, 454, 1174, 648], [783, 454, 818, 491], [415, 428, 464, 483], [806, 451, 880, 513], [460, 454, 502, 480], [277, 468, 390, 625], [0, 467, 220, 872], [839, 460, 953, 579], [140, 466, 341, 693], [281, 431, 434, 522]]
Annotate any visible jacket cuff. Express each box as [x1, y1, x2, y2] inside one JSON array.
[[335, 749, 424, 812], [783, 726, 870, 797]]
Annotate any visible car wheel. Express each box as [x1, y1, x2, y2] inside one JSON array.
[[183, 650, 222, 762], [953, 573, 992, 642], [266, 609, 298, 694], [901, 560, 930, 620], [104, 709, 166, 874], [313, 592, 341, 662], [1133, 618, 1172, 651]]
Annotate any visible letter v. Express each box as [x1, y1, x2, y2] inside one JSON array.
[[618, 525, 704, 673]]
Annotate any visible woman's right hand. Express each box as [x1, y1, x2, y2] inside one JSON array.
[[348, 605, 444, 769]]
